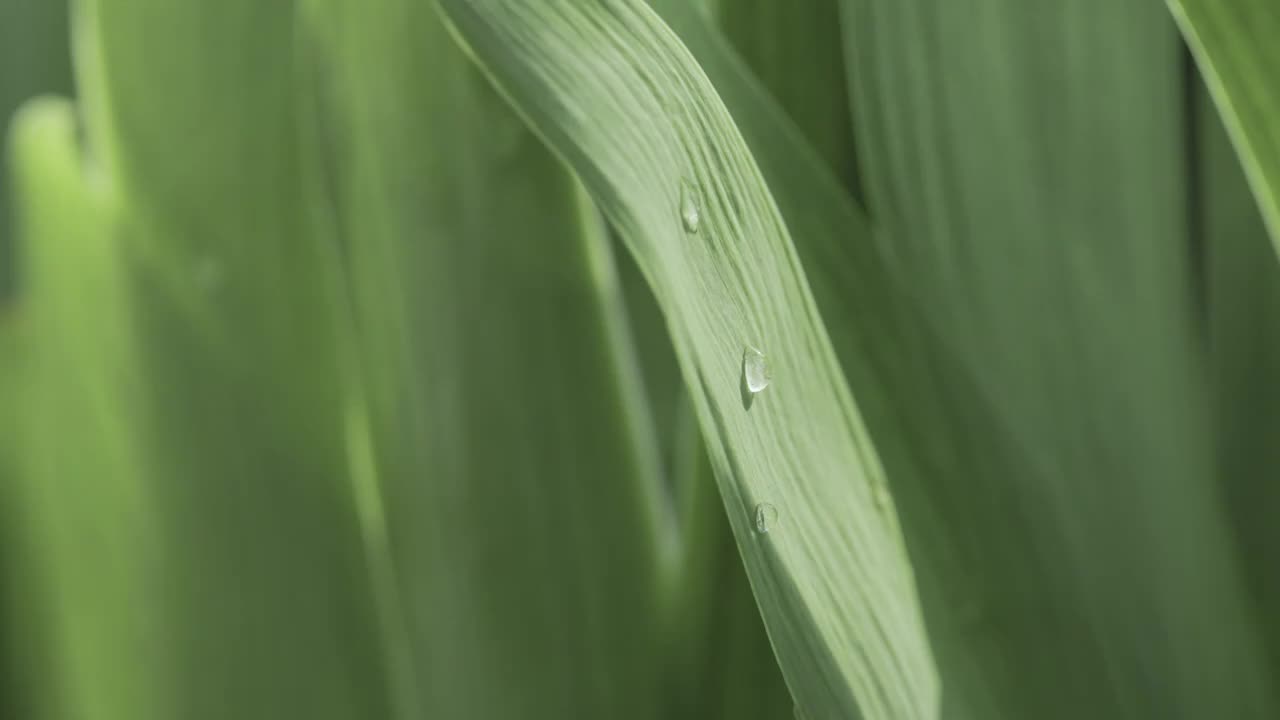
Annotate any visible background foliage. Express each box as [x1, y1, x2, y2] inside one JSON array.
[[3, 1, 1279, 719]]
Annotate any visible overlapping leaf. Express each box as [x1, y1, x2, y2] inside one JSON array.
[[437, 1, 940, 717], [41, 2, 392, 717]]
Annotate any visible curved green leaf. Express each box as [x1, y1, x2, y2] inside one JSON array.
[[662, 397, 792, 719], [436, 1, 939, 718], [650, 4, 1036, 717]]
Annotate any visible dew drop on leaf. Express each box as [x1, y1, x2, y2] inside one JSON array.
[[754, 502, 778, 534], [742, 346, 772, 394], [679, 180, 700, 234]]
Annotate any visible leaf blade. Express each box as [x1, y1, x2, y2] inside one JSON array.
[[839, 0, 1277, 715], [437, 1, 940, 717]]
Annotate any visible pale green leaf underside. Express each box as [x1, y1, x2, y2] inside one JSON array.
[[437, 1, 938, 718], [1169, 0, 1280, 250]]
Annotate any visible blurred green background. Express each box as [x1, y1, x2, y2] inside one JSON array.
[[3, 0, 1280, 719]]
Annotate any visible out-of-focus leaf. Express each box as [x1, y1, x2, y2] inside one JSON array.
[[3, 97, 167, 720], [1168, 0, 1280, 248], [0, 0, 73, 298], [66, 1, 391, 717], [297, 1, 670, 717], [840, 0, 1275, 716], [1202, 80, 1280, 686], [437, 1, 940, 717], [715, 0, 860, 198], [614, 229, 687, 484]]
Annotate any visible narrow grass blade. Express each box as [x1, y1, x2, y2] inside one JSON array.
[[1168, 0, 1280, 248], [437, 2, 940, 717]]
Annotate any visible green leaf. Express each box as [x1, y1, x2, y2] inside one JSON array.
[[3, 97, 165, 720], [297, 1, 670, 717], [661, 397, 791, 719], [62, 1, 392, 717], [0, 0, 74, 299], [649, 5, 1024, 717], [715, 0, 861, 198], [437, 1, 940, 718], [1201, 77, 1280, 688], [840, 0, 1276, 715], [616, 225, 791, 718], [1168, 0, 1280, 249]]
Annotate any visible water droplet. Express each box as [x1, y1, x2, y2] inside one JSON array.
[[742, 346, 772, 394], [679, 181, 700, 234], [753, 502, 778, 534]]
